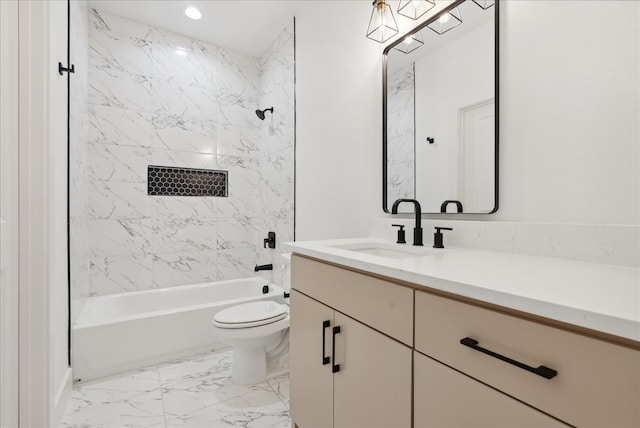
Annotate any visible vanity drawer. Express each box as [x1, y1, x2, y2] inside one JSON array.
[[415, 291, 640, 428], [414, 351, 569, 428], [291, 255, 413, 346]]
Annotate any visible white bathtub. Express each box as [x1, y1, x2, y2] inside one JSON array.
[[73, 278, 286, 382]]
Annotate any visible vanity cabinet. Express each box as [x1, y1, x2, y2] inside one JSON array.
[[415, 291, 640, 428], [289, 253, 640, 428], [290, 256, 413, 428]]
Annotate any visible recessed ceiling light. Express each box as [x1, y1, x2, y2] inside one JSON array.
[[184, 7, 201, 20]]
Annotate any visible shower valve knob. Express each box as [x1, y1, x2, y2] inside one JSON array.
[[263, 231, 276, 249]]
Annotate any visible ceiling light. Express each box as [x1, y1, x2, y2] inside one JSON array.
[[366, 0, 399, 44], [184, 7, 201, 20], [472, 0, 495, 10], [427, 7, 462, 35], [397, 0, 436, 20], [394, 31, 424, 54]]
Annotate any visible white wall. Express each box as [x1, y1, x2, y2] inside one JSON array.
[[497, 1, 638, 225], [16, 0, 71, 424], [294, 1, 639, 245], [295, 1, 383, 240], [48, 0, 73, 421], [0, 1, 20, 426]]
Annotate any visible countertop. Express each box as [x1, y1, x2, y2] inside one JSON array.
[[283, 238, 640, 344]]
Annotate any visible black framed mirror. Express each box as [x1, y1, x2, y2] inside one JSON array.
[[383, 0, 499, 214]]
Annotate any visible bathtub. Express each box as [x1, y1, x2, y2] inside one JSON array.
[[72, 278, 286, 382]]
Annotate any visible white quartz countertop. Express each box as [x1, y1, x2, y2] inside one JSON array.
[[283, 238, 640, 343]]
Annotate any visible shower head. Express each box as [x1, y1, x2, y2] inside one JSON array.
[[255, 107, 274, 120]]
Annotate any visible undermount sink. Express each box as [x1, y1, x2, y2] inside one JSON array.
[[330, 241, 443, 259]]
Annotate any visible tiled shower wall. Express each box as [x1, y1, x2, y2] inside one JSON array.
[[80, 10, 294, 297], [386, 63, 415, 208], [258, 24, 295, 290]]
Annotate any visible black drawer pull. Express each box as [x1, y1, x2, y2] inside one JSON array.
[[332, 326, 341, 373], [322, 320, 330, 365], [460, 337, 557, 380]]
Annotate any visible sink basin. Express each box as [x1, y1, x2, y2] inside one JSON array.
[[330, 241, 443, 259]]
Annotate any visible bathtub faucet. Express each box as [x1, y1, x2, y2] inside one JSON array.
[[254, 264, 273, 272]]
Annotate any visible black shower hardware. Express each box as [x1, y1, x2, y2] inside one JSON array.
[[254, 264, 273, 272], [262, 285, 270, 294], [440, 200, 464, 213], [391, 198, 423, 246], [427, 137, 435, 144], [392, 224, 406, 244], [264, 231, 276, 249], [255, 107, 274, 120], [433, 227, 453, 249], [58, 62, 75, 75]]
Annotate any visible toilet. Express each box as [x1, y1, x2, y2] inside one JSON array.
[[212, 299, 289, 385]]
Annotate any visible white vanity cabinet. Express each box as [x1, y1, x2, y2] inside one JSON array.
[[290, 256, 413, 428]]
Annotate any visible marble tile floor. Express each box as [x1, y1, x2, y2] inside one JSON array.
[[60, 349, 290, 428]]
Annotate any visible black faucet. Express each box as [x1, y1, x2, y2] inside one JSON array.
[[433, 227, 453, 249], [391, 199, 423, 246], [440, 200, 464, 213]]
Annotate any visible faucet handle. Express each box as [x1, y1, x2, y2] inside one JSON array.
[[392, 224, 406, 244], [433, 227, 453, 249]]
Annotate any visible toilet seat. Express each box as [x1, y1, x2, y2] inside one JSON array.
[[213, 301, 288, 329]]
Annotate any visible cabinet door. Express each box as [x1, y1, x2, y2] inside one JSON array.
[[414, 351, 569, 428], [333, 313, 412, 428], [290, 290, 335, 428]]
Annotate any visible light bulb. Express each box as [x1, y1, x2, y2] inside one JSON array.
[[404, 36, 413, 45], [439, 13, 451, 25], [184, 7, 201, 20]]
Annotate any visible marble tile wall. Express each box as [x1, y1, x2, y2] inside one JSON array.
[[386, 63, 415, 208], [81, 10, 295, 297], [70, 0, 91, 322], [257, 21, 295, 291]]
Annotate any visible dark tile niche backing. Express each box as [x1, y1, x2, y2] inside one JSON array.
[[147, 165, 228, 197]]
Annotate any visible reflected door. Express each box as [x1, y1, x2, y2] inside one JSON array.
[[459, 99, 495, 212]]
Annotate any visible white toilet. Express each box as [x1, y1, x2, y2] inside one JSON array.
[[212, 299, 289, 385]]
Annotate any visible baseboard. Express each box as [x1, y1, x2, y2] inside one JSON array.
[[53, 367, 72, 425]]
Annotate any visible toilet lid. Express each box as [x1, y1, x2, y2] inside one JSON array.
[[213, 301, 288, 328]]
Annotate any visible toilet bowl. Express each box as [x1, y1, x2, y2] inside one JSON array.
[[212, 300, 289, 385]]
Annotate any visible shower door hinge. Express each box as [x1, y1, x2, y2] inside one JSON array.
[[58, 62, 75, 75]]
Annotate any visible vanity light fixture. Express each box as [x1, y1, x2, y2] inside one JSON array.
[[184, 6, 202, 20], [427, 7, 462, 35], [397, 0, 436, 20], [366, 0, 399, 43], [394, 31, 424, 54], [472, 0, 495, 10]]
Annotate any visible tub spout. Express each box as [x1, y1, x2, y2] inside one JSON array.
[[254, 264, 273, 272]]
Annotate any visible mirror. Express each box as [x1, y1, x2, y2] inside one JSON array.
[[383, 0, 498, 214]]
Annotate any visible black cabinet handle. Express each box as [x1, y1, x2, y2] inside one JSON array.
[[460, 337, 557, 380], [332, 326, 341, 373], [322, 320, 330, 365]]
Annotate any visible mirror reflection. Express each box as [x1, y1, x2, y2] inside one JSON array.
[[384, 0, 498, 214]]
